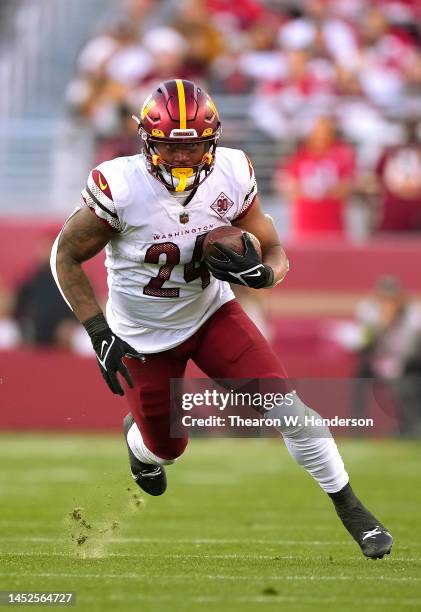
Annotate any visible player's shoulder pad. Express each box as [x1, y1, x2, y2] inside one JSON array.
[[215, 146, 254, 181], [92, 155, 137, 207], [82, 155, 141, 231], [215, 147, 257, 221]]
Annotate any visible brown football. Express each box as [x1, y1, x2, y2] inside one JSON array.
[[202, 226, 262, 261]]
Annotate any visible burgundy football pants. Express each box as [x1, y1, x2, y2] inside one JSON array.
[[124, 299, 286, 460]]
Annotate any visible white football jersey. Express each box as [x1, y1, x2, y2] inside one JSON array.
[[81, 147, 258, 353]]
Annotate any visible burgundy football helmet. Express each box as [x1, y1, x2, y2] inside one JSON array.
[[136, 79, 221, 192]]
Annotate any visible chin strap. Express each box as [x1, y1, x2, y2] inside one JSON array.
[[171, 167, 194, 192], [149, 147, 215, 192]]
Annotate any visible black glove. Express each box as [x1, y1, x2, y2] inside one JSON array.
[[83, 313, 136, 396], [205, 233, 274, 289]]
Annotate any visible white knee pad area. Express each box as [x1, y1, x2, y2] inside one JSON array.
[[127, 422, 176, 466]]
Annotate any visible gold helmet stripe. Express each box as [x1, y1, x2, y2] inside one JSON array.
[[175, 79, 187, 129]]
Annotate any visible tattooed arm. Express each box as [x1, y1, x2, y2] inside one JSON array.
[[53, 207, 114, 323], [53, 207, 135, 395]]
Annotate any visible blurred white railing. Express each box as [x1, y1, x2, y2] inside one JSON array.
[[0, 0, 115, 120], [0, 95, 284, 215], [0, 119, 58, 213], [0, 0, 115, 214]]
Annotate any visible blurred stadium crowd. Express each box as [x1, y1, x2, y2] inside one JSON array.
[[1, 0, 421, 433], [66, 0, 421, 237]]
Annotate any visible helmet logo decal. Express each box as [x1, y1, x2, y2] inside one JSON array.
[[141, 95, 157, 120], [206, 96, 219, 119], [175, 79, 187, 129], [211, 192, 234, 218], [172, 167, 193, 192], [151, 128, 165, 137]]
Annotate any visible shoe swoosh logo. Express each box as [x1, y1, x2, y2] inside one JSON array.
[[98, 336, 115, 370], [98, 174, 108, 191], [244, 270, 261, 278], [140, 467, 161, 477], [362, 526, 382, 540]]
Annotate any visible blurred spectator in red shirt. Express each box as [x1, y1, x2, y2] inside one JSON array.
[[276, 116, 355, 238], [374, 119, 421, 231]]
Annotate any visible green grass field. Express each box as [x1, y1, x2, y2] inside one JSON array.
[[0, 435, 420, 612]]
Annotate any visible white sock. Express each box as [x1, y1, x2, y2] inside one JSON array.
[[268, 393, 349, 494], [127, 422, 175, 466]]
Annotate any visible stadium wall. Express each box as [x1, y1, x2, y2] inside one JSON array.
[[0, 219, 417, 433]]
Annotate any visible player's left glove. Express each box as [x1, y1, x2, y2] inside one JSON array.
[[205, 233, 274, 289]]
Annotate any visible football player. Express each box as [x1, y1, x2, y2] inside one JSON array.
[[51, 79, 392, 559]]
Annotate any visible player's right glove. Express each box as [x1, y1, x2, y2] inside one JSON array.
[[205, 233, 274, 289], [83, 313, 136, 396]]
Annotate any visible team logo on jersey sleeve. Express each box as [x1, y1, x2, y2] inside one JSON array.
[[210, 193, 234, 218], [92, 169, 113, 201]]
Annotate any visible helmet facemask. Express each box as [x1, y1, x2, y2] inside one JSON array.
[[140, 128, 221, 192]]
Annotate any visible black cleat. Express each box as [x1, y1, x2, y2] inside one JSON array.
[[329, 484, 393, 559], [123, 413, 167, 496]]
